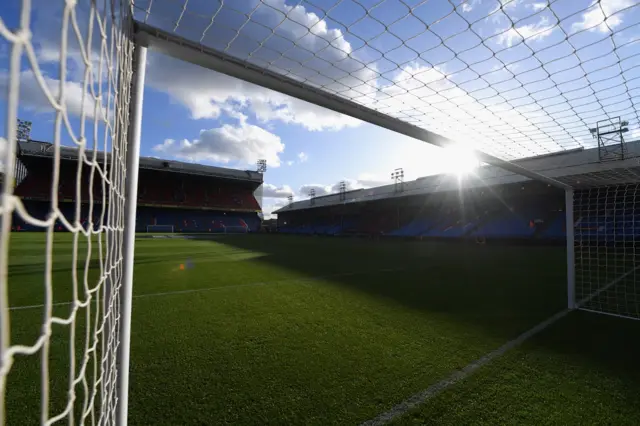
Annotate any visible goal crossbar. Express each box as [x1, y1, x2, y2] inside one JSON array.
[[133, 21, 570, 191]]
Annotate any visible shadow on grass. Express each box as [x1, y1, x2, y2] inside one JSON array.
[[200, 234, 640, 404]]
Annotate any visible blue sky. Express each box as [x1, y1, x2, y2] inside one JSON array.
[[1, 0, 639, 216]]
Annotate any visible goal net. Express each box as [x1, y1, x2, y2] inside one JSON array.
[[0, 0, 135, 424], [574, 185, 640, 320], [146, 225, 174, 234]]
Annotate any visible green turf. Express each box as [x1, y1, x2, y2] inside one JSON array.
[[4, 233, 640, 425]]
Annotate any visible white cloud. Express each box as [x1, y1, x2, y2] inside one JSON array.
[[572, 0, 634, 33], [30, 1, 123, 86], [0, 70, 103, 120], [29, 0, 364, 132], [152, 122, 284, 167], [262, 183, 295, 198], [298, 152, 309, 163], [529, 2, 548, 11], [146, 54, 361, 131], [143, 0, 371, 131], [461, 0, 482, 12], [298, 174, 389, 198], [299, 184, 332, 197], [491, 0, 522, 13], [378, 62, 569, 159], [262, 199, 289, 219], [286, 160, 294, 166], [494, 16, 557, 47], [350, 173, 390, 189]]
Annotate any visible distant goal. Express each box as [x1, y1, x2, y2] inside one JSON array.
[[221, 225, 249, 234], [146, 225, 175, 234]]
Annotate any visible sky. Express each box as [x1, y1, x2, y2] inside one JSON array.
[[1, 0, 639, 217]]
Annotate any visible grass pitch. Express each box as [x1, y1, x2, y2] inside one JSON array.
[[5, 233, 640, 425]]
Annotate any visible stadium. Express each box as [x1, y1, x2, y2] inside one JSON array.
[[2, 1, 640, 426], [13, 140, 264, 235]]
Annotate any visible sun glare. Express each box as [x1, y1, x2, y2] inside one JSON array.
[[441, 145, 478, 176]]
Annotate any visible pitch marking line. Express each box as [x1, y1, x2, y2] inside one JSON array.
[[8, 267, 408, 311], [361, 266, 640, 425], [359, 309, 570, 426], [576, 264, 640, 308]]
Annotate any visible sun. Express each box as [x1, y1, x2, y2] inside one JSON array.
[[440, 145, 478, 176]]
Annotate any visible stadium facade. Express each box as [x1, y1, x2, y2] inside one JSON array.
[[13, 140, 264, 234]]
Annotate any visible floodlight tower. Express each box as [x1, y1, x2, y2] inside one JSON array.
[[309, 188, 316, 206], [590, 117, 629, 162], [16, 118, 32, 142], [338, 181, 346, 201], [287, 195, 293, 207], [256, 159, 267, 173], [338, 181, 347, 231], [391, 168, 404, 193]]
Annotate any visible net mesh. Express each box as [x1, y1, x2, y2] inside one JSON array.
[[133, 0, 640, 160], [575, 184, 640, 319], [0, 0, 134, 424]]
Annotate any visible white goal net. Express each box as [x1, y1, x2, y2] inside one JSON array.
[[574, 184, 640, 320], [0, 0, 135, 425]]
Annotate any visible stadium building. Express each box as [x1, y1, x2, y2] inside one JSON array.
[[13, 140, 263, 234], [276, 142, 640, 242]]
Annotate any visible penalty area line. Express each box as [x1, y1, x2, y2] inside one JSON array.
[[8, 266, 408, 311]]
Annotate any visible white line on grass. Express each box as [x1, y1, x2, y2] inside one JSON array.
[[8, 267, 407, 311], [360, 266, 640, 426], [576, 264, 640, 308], [359, 309, 571, 426]]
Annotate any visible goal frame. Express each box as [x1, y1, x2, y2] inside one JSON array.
[[222, 225, 249, 234], [130, 20, 580, 317], [118, 44, 147, 426], [566, 190, 576, 310]]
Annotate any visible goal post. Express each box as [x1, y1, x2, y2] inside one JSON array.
[[0, 1, 141, 425], [146, 225, 174, 234], [566, 189, 576, 310], [118, 44, 148, 426]]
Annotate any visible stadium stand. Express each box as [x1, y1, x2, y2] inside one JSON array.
[[12, 140, 263, 233], [277, 185, 566, 241], [276, 143, 640, 241]]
